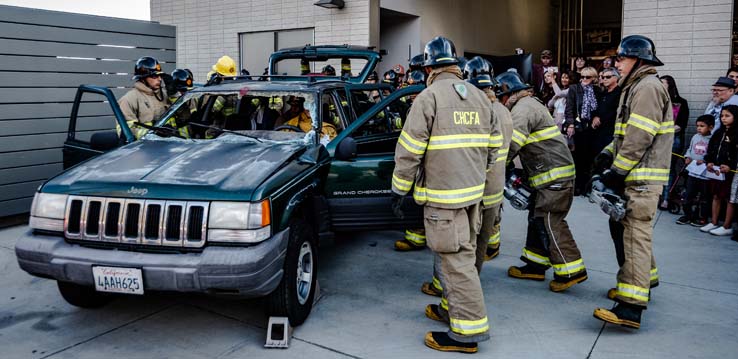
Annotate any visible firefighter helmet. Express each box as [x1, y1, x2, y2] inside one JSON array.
[[383, 69, 400, 88], [406, 70, 426, 86], [133, 56, 163, 80], [423, 36, 458, 67], [408, 54, 424, 72], [212, 55, 237, 76], [616, 35, 663, 66], [463, 56, 494, 89], [171, 68, 194, 92], [494, 70, 531, 97], [322, 64, 336, 76]]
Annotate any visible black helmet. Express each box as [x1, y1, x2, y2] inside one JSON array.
[[171, 68, 194, 92], [409, 54, 424, 72], [406, 70, 426, 86], [367, 71, 379, 82], [617, 35, 663, 66], [457, 56, 468, 73], [423, 36, 458, 67], [322, 64, 336, 76], [133, 56, 163, 80], [464, 56, 494, 89], [494, 70, 531, 97], [383, 69, 400, 87]]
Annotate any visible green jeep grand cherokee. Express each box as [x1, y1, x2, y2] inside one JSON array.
[[16, 46, 423, 325]]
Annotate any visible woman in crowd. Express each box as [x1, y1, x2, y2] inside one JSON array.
[[573, 55, 587, 74], [547, 71, 577, 130], [701, 105, 738, 236], [659, 75, 690, 210], [591, 67, 621, 154], [565, 66, 600, 195]]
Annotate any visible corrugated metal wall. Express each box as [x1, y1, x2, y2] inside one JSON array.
[[0, 5, 176, 217]]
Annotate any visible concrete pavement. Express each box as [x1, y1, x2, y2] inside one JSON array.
[[1, 197, 737, 358]]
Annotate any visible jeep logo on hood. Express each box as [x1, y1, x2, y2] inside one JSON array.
[[126, 186, 148, 196]]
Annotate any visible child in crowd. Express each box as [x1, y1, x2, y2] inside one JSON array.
[[701, 105, 738, 236], [676, 115, 714, 226]]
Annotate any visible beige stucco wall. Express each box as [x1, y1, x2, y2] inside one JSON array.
[[622, 0, 734, 127], [151, 0, 373, 82]]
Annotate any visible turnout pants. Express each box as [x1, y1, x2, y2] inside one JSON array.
[[475, 205, 502, 272], [424, 203, 490, 343], [520, 180, 586, 280], [608, 185, 661, 307]]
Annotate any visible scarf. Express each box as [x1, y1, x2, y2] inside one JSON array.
[[580, 84, 597, 121], [426, 65, 463, 85]]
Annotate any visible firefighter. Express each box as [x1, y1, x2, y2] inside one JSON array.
[[465, 57, 513, 263], [382, 69, 401, 90], [496, 69, 587, 293], [163, 68, 196, 138], [592, 35, 671, 329], [205, 56, 238, 138], [391, 36, 501, 353], [408, 54, 424, 74], [117, 56, 169, 139], [418, 56, 513, 299]]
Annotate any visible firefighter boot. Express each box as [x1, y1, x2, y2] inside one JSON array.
[[394, 230, 426, 251], [424, 304, 449, 323], [424, 332, 478, 354], [508, 264, 545, 281], [484, 246, 499, 261], [421, 282, 443, 297], [593, 303, 642, 329], [549, 270, 588, 292]]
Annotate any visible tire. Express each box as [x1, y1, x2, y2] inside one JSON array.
[[57, 281, 112, 308], [267, 217, 318, 326]]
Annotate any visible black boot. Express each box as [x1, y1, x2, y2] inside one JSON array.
[[424, 331, 478, 354], [593, 303, 642, 329], [550, 270, 588, 292], [508, 263, 546, 281]]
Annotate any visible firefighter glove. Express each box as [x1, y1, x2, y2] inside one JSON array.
[[593, 151, 614, 174], [600, 170, 626, 194]]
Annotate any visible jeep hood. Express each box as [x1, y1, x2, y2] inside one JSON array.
[[43, 138, 310, 200]]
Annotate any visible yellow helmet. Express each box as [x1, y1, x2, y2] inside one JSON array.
[[212, 55, 237, 76]]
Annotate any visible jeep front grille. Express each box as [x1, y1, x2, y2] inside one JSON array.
[[64, 196, 208, 248]]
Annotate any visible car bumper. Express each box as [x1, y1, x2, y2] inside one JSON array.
[[15, 228, 289, 298]]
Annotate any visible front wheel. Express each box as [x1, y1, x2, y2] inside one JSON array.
[[267, 218, 317, 326], [57, 281, 112, 308]]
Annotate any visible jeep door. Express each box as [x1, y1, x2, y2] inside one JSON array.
[[325, 85, 424, 231], [62, 85, 132, 169]]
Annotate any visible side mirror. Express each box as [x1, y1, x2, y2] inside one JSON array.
[[90, 131, 121, 151], [334, 136, 357, 161]]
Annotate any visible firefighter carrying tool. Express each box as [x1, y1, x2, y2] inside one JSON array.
[[592, 34, 671, 329], [495, 69, 588, 293]]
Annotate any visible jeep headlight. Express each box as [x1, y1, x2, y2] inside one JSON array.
[[29, 193, 68, 233], [207, 200, 271, 243]]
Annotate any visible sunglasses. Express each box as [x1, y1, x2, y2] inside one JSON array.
[[582, 76, 594, 80], [600, 75, 614, 79]]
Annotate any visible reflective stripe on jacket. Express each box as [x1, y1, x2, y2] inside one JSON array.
[[117, 81, 169, 140], [483, 100, 513, 208], [507, 96, 574, 189], [392, 71, 501, 209], [606, 66, 673, 185]]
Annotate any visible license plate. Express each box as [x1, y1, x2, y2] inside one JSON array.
[[92, 266, 144, 295]]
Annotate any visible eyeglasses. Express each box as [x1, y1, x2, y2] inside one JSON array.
[[712, 88, 730, 93], [600, 75, 614, 79]]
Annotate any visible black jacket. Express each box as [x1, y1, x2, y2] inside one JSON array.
[[564, 84, 600, 127], [704, 126, 738, 168], [593, 86, 621, 134], [672, 96, 689, 144]]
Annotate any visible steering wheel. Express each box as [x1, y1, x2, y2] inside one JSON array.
[[274, 125, 305, 133]]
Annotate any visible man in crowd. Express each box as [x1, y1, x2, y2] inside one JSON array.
[[704, 76, 738, 133], [591, 67, 621, 153], [532, 49, 556, 97], [496, 69, 587, 293], [592, 34, 672, 330], [391, 36, 500, 353], [117, 56, 169, 139]]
